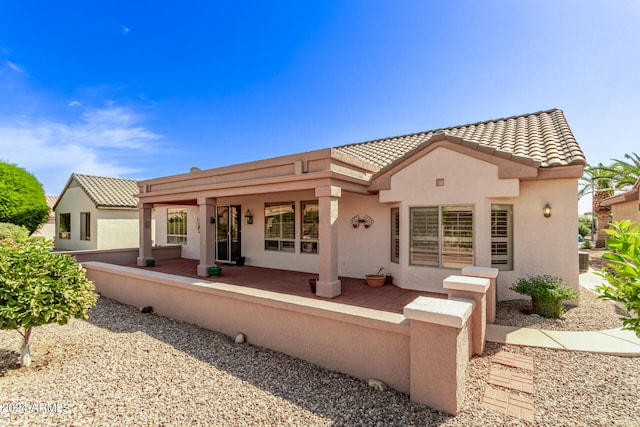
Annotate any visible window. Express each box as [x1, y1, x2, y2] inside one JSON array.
[[59, 213, 71, 239], [265, 202, 295, 252], [491, 204, 513, 270], [167, 208, 187, 245], [391, 207, 399, 263], [80, 212, 91, 241], [410, 205, 474, 268], [301, 201, 319, 254]]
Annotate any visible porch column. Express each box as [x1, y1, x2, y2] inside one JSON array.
[[197, 197, 217, 277], [137, 203, 154, 266], [315, 185, 342, 298]]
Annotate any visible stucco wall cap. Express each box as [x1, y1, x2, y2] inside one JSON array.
[[404, 296, 473, 328], [443, 275, 490, 293]]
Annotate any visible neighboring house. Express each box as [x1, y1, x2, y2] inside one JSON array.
[[136, 109, 586, 300], [54, 174, 141, 251], [32, 195, 58, 241], [601, 177, 640, 225]]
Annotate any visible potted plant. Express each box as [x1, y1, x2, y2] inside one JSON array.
[[365, 267, 386, 287], [509, 275, 579, 318], [208, 265, 222, 276], [145, 259, 155, 267]]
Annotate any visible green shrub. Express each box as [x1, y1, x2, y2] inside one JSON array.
[[0, 161, 49, 234], [596, 220, 640, 338], [0, 237, 97, 366], [510, 275, 579, 318], [0, 222, 29, 240]]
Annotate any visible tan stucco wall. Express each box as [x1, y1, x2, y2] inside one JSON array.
[[376, 147, 579, 299], [610, 198, 640, 224]]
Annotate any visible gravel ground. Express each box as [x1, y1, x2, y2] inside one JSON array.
[[1, 290, 638, 426]]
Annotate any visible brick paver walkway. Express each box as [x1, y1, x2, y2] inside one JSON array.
[[482, 351, 535, 422]]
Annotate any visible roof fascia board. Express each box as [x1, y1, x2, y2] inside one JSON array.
[[137, 171, 371, 204], [601, 188, 640, 206]]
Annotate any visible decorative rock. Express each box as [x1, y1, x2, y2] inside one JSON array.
[[140, 306, 153, 314], [234, 333, 246, 344], [367, 378, 388, 392]]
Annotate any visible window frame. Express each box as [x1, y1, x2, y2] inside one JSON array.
[[390, 207, 400, 263], [491, 204, 513, 271], [264, 202, 296, 252], [59, 213, 71, 239], [300, 200, 319, 254], [409, 205, 474, 268], [80, 212, 91, 241], [167, 208, 188, 245]]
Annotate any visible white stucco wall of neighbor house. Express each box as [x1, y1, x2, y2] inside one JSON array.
[[54, 186, 97, 251], [95, 209, 139, 250], [376, 147, 579, 300]]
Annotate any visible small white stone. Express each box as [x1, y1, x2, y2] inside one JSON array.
[[367, 378, 388, 392], [234, 333, 246, 344]]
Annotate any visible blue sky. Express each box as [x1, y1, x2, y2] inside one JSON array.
[[1, 1, 639, 213]]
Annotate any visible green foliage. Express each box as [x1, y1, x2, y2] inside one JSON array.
[[578, 216, 591, 237], [0, 237, 97, 331], [0, 162, 49, 234], [582, 239, 593, 250], [595, 220, 640, 338], [0, 222, 30, 240], [510, 275, 579, 318]]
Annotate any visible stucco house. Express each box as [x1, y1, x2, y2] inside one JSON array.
[[54, 174, 141, 251], [601, 177, 640, 225], [136, 108, 586, 300], [32, 195, 58, 241]]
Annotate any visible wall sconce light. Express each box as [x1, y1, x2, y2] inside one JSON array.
[[244, 209, 253, 225], [210, 216, 215, 224], [543, 203, 552, 218]]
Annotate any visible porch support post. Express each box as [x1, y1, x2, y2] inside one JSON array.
[[315, 185, 342, 298], [137, 203, 154, 266], [197, 197, 217, 277]]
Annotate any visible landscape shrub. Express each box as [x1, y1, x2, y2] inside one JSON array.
[[510, 275, 579, 318]]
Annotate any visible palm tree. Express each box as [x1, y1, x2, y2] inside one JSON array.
[[610, 152, 640, 190], [579, 163, 615, 247], [579, 153, 640, 248]]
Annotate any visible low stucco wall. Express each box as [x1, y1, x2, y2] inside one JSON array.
[[57, 246, 182, 265], [83, 262, 412, 393]]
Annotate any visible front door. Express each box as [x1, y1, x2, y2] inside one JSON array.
[[216, 205, 241, 262]]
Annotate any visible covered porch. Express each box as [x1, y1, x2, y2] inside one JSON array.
[[130, 257, 444, 314]]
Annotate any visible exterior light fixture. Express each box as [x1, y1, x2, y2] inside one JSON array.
[[543, 203, 552, 218], [244, 209, 253, 224]]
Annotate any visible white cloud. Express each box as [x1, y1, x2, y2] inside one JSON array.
[[4, 61, 23, 73], [0, 106, 163, 194], [121, 25, 130, 34], [68, 101, 81, 107]]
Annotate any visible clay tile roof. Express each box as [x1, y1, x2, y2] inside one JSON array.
[[72, 174, 139, 209], [334, 108, 586, 169]]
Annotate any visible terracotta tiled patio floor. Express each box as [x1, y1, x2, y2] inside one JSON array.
[[131, 258, 445, 314]]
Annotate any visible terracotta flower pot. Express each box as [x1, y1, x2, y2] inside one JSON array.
[[365, 274, 386, 287]]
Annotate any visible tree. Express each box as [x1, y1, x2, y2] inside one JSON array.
[[610, 152, 640, 190], [0, 237, 97, 367], [579, 163, 615, 247], [0, 161, 50, 234], [595, 220, 640, 338]]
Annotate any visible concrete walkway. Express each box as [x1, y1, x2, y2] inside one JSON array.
[[485, 271, 640, 357]]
